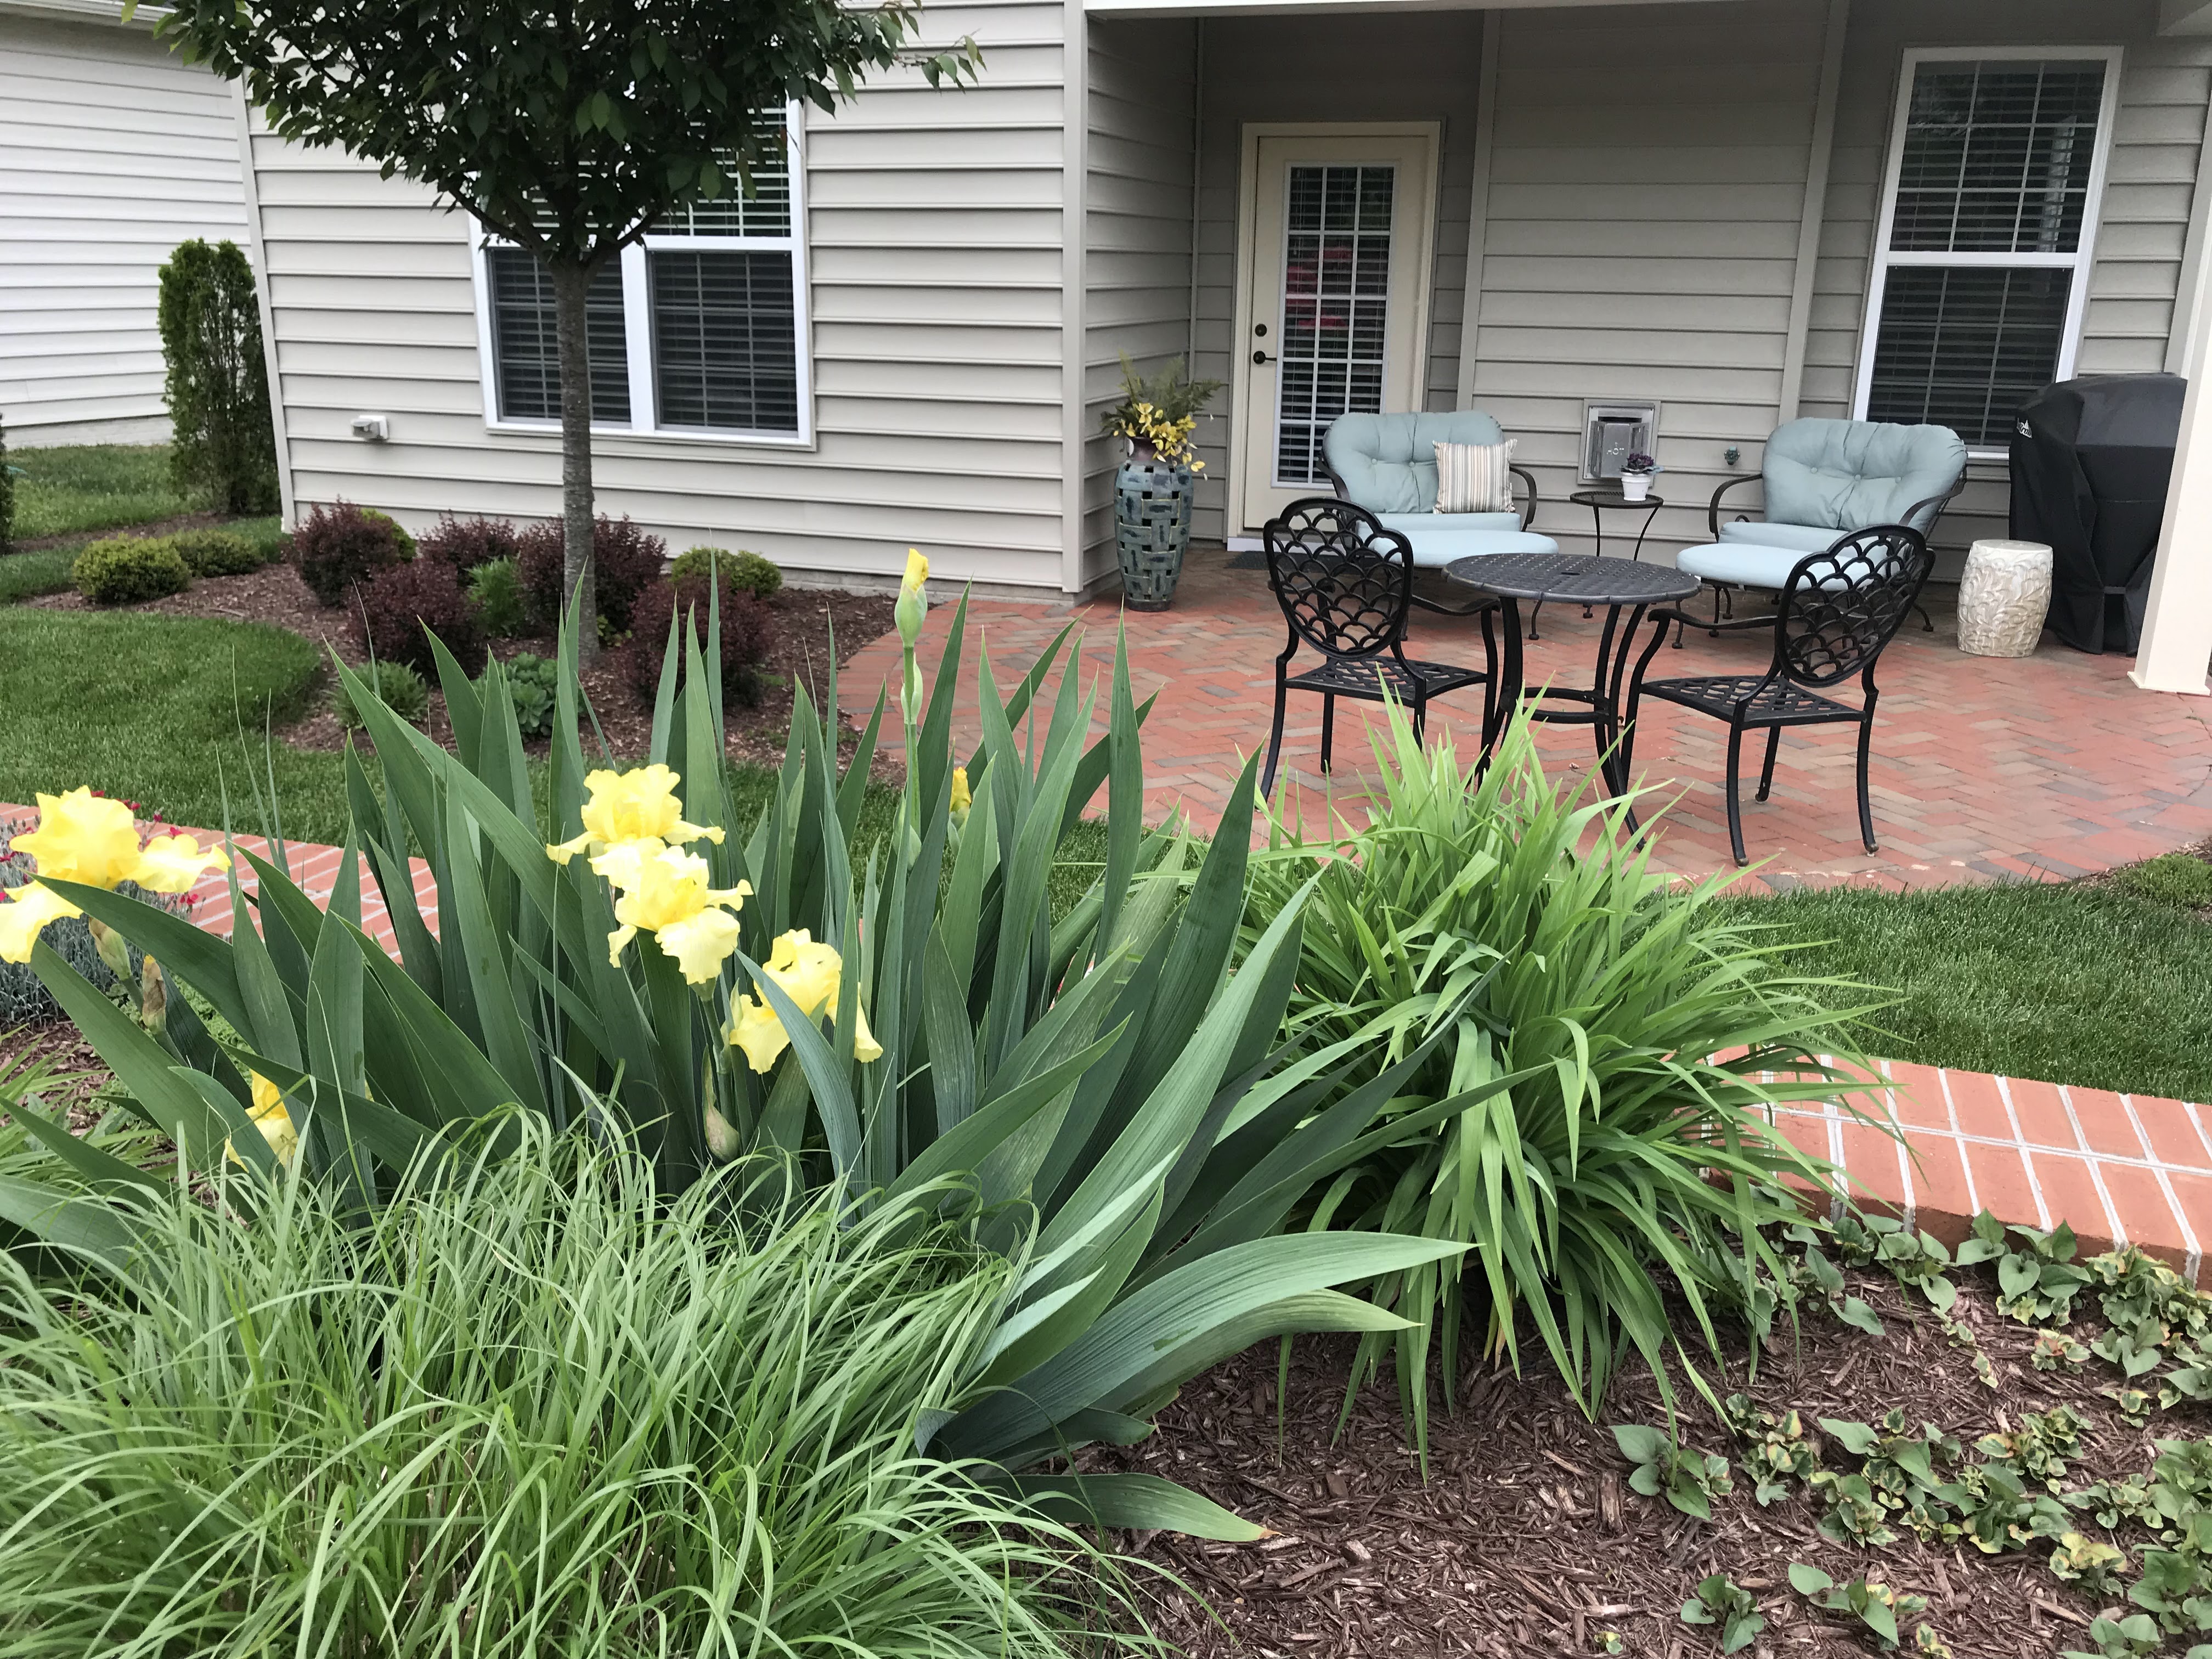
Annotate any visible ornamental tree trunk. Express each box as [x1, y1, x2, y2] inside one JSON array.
[[548, 258, 600, 662]]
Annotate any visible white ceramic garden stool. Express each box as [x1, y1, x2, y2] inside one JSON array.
[[1955, 539, 2055, 658]]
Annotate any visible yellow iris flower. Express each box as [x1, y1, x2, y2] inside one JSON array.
[[592, 838, 751, 984], [546, 765, 726, 866], [727, 929, 883, 1073], [224, 1070, 299, 1169], [895, 548, 929, 647], [0, 788, 229, 963]]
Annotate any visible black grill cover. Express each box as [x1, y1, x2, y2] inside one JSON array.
[[2010, 372, 2185, 653]]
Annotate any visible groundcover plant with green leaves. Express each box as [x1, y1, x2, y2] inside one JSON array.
[[0, 569, 1498, 1542], [0, 1118, 1164, 1659], [1240, 702, 1874, 1447]]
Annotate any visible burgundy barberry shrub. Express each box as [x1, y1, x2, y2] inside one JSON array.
[[291, 500, 413, 607], [352, 556, 484, 675], [616, 575, 773, 707], [517, 516, 667, 634], [418, 514, 522, 572]]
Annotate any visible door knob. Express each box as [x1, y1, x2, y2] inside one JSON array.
[[1252, 349, 1275, 365]]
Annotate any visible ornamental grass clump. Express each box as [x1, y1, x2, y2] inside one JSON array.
[[0, 557, 1481, 1539], [1241, 702, 1878, 1448], [0, 1119, 1155, 1659]]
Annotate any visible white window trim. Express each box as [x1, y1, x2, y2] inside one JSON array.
[[1852, 43, 2125, 459], [467, 101, 814, 449]]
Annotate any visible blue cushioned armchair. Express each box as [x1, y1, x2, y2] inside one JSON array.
[[1322, 411, 1559, 571], [1677, 419, 1966, 604]]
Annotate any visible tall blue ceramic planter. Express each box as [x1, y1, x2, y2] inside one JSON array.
[[1114, 442, 1193, 611]]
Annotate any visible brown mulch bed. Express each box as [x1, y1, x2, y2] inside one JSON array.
[[1099, 1271, 2165, 1658], [31, 562, 900, 776]]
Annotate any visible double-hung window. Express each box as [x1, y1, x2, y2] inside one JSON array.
[[472, 109, 810, 444], [1855, 48, 2121, 454]]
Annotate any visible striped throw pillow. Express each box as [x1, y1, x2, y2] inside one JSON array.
[[1433, 439, 1517, 514]]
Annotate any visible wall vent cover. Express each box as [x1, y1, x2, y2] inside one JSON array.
[[1582, 400, 1660, 482]]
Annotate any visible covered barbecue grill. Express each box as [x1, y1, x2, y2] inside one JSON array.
[[2010, 372, 2186, 654]]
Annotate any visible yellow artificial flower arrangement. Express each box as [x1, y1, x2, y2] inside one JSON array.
[[0, 788, 228, 963], [1102, 353, 1222, 471]]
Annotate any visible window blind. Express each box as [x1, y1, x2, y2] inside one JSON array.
[[486, 250, 631, 424], [651, 250, 800, 433]]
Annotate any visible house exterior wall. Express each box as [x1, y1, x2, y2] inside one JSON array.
[[1082, 15, 1197, 588], [244, 0, 1078, 594], [0, 8, 247, 445], [1184, 10, 1487, 541], [1802, 0, 2212, 564], [1465, 0, 2212, 574]]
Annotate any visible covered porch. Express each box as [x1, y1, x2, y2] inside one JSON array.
[[1072, 0, 2212, 694]]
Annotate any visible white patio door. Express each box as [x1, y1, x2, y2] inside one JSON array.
[[1234, 127, 1438, 532]]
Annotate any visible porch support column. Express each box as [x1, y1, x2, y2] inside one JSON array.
[[2132, 277, 2212, 695]]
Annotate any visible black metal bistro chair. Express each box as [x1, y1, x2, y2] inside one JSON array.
[[1260, 498, 1497, 797], [1620, 524, 1933, 866]]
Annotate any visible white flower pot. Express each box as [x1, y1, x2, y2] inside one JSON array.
[[1619, 475, 1651, 503]]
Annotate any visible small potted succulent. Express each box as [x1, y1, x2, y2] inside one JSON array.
[[1618, 452, 1662, 503], [1104, 354, 1222, 611]]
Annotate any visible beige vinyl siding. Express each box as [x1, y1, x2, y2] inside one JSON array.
[[0, 10, 246, 444], [1188, 9, 1486, 539], [248, 0, 1075, 594], [1804, 0, 2210, 571], [1464, 0, 1829, 564], [1082, 15, 1196, 586]]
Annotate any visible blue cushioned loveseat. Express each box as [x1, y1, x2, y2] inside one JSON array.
[[1321, 411, 1558, 568], [1678, 418, 1967, 596]]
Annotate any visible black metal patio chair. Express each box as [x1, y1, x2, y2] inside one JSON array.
[[1620, 524, 1933, 865], [1260, 497, 1497, 797]]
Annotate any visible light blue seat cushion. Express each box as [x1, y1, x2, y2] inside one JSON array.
[[1717, 520, 1842, 555], [1378, 511, 1523, 538], [1677, 541, 1806, 590], [1759, 418, 1966, 535], [1385, 525, 1559, 571], [1325, 411, 1518, 518]]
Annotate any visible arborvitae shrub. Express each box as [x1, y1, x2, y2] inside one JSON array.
[[157, 239, 278, 514]]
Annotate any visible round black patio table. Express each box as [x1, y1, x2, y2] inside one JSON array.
[[1445, 551, 1700, 810]]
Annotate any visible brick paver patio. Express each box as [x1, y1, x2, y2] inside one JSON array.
[[842, 544, 2212, 889]]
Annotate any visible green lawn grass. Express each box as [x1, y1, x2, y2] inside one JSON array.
[[10, 443, 188, 541], [1718, 881, 2212, 1102]]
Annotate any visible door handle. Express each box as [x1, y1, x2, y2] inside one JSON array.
[[1252, 349, 1276, 365]]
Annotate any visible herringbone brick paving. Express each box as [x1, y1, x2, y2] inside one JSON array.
[[841, 545, 2212, 889]]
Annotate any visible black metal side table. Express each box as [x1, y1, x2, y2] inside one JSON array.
[[1568, 489, 1666, 563], [1446, 551, 1700, 818]]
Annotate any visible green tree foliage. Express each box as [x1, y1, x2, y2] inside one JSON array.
[[155, 240, 278, 515], [0, 413, 14, 555], [146, 0, 978, 647]]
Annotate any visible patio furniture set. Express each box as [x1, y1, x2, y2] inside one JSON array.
[[1261, 412, 1967, 864]]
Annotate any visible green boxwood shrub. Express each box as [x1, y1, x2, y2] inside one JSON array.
[[338, 659, 429, 729], [170, 527, 262, 577], [72, 535, 192, 605], [466, 557, 529, 638], [671, 545, 783, 601]]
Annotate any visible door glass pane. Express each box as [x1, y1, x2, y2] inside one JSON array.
[[1274, 163, 1393, 486], [1866, 265, 2071, 446], [486, 249, 630, 424], [651, 250, 800, 432]]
